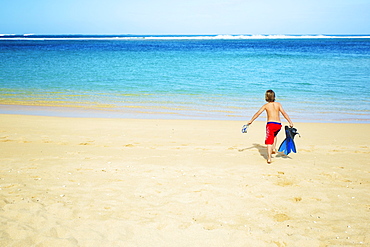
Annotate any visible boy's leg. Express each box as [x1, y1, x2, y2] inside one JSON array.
[[265, 123, 281, 164], [272, 136, 277, 154], [267, 145, 273, 163], [267, 136, 278, 163]]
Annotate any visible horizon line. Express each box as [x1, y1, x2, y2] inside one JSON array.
[[1, 33, 370, 35], [1, 33, 370, 40]]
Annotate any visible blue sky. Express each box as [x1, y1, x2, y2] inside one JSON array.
[[1, 0, 369, 35]]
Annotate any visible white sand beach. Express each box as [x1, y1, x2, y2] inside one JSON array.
[[0, 114, 369, 246]]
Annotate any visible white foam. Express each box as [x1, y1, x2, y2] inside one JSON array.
[[0, 34, 16, 37], [0, 34, 370, 41]]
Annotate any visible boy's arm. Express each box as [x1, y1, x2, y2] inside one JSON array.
[[248, 105, 265, 125], [279, 104, 294, 127]]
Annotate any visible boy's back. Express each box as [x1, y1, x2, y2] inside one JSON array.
[[264, 102, 283, 123]]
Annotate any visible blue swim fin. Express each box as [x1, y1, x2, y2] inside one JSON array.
[[278, 126, 299, 155], [287, 137, 296, 154], [278, 138, 289, 155]]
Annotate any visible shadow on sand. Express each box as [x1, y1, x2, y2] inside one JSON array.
[[239, 143, 292, 160]]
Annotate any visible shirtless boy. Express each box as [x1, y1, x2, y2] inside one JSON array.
[[248, 90, 294, 164]]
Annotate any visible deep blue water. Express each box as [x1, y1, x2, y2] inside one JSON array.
[[0, 35, 369, 122]]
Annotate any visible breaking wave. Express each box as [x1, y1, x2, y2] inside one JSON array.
[[1, 34, 370, 41]]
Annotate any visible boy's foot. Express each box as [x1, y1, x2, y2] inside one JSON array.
[[272, 151, 276, 154], [267, 159, 272, 164]]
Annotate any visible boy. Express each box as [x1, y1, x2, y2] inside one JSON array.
[[247, 90, 293, 164]]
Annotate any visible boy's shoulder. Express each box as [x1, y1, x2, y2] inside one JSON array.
[[265, 102, 282, 106]]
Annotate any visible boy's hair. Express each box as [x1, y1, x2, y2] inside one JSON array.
[[265, 90, 275, 102]]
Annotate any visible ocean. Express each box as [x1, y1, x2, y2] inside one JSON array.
[[1, 34, 369, 123]]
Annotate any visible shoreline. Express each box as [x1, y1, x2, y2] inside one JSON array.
[[1, 114, 369, 246], [1, 104, 369, 124]]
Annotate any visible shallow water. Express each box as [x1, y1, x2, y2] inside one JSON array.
[[1, 35, 369, 122]]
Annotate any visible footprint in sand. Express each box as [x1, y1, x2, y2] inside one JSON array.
[[79, 141, 95, 145], [19, 140, 32, 143], [123, 144, 135, 147], [276, 178, 294, 186], [0, 137, 13, 142], [273, 213, 290, 222]]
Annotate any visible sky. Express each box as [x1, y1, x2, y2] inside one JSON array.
[[1, 0, 369, 35]]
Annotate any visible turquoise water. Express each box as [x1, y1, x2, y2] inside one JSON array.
[[0, 35, 369, 122]]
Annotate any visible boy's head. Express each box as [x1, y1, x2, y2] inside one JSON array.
[[265, 90, 275, 102]]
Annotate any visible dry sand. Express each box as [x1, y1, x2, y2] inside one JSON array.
[[0, 114, 369, 246]]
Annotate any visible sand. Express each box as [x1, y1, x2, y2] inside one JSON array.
[[0, 114, 369, 246]]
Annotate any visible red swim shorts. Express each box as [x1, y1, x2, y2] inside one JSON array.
[[265, 122, 282, 145]]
